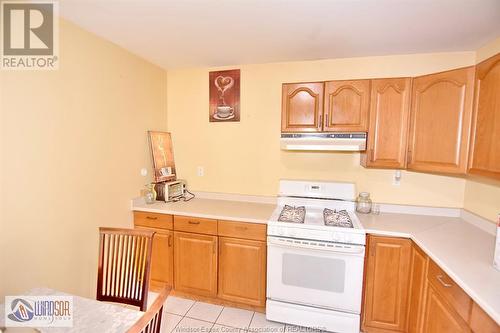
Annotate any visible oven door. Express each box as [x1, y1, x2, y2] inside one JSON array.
[[267, 236, 365, 314]]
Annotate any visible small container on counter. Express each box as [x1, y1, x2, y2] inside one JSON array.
[[356, 192, 372, 214], [143, 184, 157, 204]]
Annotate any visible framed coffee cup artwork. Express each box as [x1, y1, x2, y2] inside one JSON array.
[[209, 69, 240, 122], [148, 131, 177, 183]]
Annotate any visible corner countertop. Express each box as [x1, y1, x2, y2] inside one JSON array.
[[358, 213, 500, 325], [132, 197, 500, 324], [132, 197, 276, 224]]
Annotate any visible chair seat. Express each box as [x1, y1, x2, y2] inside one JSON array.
[[146, 291, 160, 310], [107, 291, 160, 312]]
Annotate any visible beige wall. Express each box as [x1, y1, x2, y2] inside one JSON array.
[[167, 52, 476, 208], [0, 19, 167, 298]]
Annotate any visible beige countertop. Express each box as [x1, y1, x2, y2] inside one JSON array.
[[132, 197, 276, 224], [132, 197, 499, 324]]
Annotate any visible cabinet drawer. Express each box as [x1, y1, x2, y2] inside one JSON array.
[[427, 260, 472, 322], [134, 211, 173, 230], [174, 215, 217, 235], [470, 302, 500, 333], [218, 220, 266, 241]]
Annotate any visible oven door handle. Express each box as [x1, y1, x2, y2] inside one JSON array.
[[267, 236, 365, 256]]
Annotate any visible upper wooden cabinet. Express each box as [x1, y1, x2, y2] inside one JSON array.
[[362, 235, 412, 332], [407, 67, 475, 174], [324, 80, 370, 132], [361, 78, 412, 168], [281, 82, 324, 132], [468, 53, 500, 180]]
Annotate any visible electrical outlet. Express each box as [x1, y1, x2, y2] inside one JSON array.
[[393, 170, 402, 186], [140, 168, 148, 177], [197, 166, 205, 177]]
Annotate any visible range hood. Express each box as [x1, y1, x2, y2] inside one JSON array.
[[280, 133, 367, 151]]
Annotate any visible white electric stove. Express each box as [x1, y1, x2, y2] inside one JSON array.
[[266, 180, 366, 333]]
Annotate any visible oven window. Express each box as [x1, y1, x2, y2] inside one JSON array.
[[282, 253, 345, 292]]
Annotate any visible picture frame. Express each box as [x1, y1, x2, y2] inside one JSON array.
[[148, 131, 177, 183], [209, 69, 240, 122]]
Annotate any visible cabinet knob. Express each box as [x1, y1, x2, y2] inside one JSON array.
[[436, 275, 453, 288]]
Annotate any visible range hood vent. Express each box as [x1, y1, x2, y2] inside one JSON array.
[[280, 133, 367, 151]]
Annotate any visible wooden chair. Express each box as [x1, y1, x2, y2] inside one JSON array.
[[126, 285, 170, 333], [97, 227, 155, 311]]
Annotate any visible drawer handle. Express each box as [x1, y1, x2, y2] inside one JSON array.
[[188, 221, 200, 225], [236, 226, 248, 230], [168, 235, 172, 247], [146, 216, 158, 220], [436, 275, 453, 288]]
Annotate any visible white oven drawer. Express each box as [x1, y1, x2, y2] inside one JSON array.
[[267, 236, 365, 314]]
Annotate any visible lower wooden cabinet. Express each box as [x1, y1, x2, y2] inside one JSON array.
[[174, 231, 218, 297], [136, 227, 174, 290], [362, 235, 499, 333], [421, 283, 471, 333], [362, 235, 412, 332], [406, 243, 428, 333], [218, 237, 266, 307], [470, 302, 500, 333]]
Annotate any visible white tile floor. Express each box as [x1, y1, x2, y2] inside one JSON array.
[[160, 296, 304, 333]]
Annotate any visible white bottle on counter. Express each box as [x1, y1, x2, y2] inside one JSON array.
[[494, 214, 500, 271]]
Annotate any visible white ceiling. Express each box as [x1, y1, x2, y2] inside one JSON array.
[[60, 0, 500, 69]]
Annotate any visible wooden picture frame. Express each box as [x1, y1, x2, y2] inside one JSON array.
[[209, 69, 240, 122], [148, 131, 176, 183]]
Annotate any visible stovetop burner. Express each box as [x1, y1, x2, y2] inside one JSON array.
[[323, 208, 354, 228], [278, 205, 305, 224]]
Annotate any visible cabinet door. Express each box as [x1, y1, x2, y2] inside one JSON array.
[[324, 80, 370, 132], [362, 78, 411, 168], [468, 53, 500, 180], [218, 237, 266, 307], [422, 284, 471, 333], [408, 67, 475, 174], [174, 231, 218, 297], [281, 82, 324, 132], [407, 243, 429, 333], [136, 227, 174, 290], [362, 236, 411, 332]]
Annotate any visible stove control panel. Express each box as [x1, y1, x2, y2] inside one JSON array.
[[267, 224, 366, 246]]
